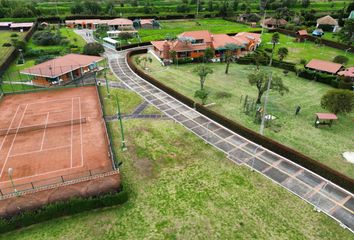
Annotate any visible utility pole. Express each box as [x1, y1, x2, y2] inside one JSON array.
[[260, 0, 268, 37], [196, 0, 200, 18], [104, 59, 110, 98], [115, 94, 127, 151]]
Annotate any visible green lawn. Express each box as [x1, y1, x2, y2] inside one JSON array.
[[3, 91, 352, 239], [0, 31, 25, 65], [98, 86, 143, 116], [135, 53, 354, 179], [260, 33, 354, 66], [119, 18, 261, 45]]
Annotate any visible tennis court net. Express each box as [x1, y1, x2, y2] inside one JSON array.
[[0, 118, 87, 137]]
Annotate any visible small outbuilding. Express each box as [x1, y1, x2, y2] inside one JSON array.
[[296, 30, 308, 42], [338, 67, 354, 79], [261, 18, 288, 29], [315, 113, 337, 128], [316, 15, 339, 32], [312, 28, 324, 37]]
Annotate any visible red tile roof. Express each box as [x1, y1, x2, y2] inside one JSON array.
[[338, 67, 354, 78], [316, 113, 338, 120], [233, 32, 261, 46], [306, 59, 343, 74], [212, 34, 243, 49], [178, 30, 212, 43], [21, 54, 103, 78], [297, 30, 308, 36], [140, 19, 154, 25], [108, 18, 133, 26]]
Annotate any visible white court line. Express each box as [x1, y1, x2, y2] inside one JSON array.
[[70, 98, 74, 168], [27, 97, 80, 106], [40, 113, 50, 151], [79, 97, 84, 166], [0, 164, 84, 184], [0, 104, 28, 178], [9, 145, 71, 158], [0, 105, 20, 153]]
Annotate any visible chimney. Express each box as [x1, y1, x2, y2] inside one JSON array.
[[162, 41, 171, 59]]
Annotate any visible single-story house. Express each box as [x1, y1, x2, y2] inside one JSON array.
[[338, 67, 354, 79], [151, 30, 261, 61], [306, 59, 343, 75], [65, 18, 133, 30], [261, 18, 288, 29], [20, 54, 103, 87], [133, 19, 160, 29], [296, 30, 308, 42], [0, 22, 12, 30], [316, 15, 339, 32], [10, 22, 34, 32]]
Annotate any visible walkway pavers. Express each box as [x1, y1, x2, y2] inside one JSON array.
[[76, 29, 354, 233]]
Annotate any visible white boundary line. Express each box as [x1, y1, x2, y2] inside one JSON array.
[[27, 97, 80, 106], [0, 105, 20, 152], [9, 145, 71, 158], [79, 97, 84, 166], [0, 164, 83, 184], [70, 98, 74, 168], [40, 113, 50, 151], [0, 104, 28, 178]]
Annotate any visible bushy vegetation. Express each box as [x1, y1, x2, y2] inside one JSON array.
[[83, 42, 105, 56], [321, 89, 354, 114]]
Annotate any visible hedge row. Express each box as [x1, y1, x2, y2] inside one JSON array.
[[127, 48, 354, 193], [0, 189, 127, 234], [298, 68, 338, 86]]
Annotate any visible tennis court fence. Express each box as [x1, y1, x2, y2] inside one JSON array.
[[0, 167, 115, 198]]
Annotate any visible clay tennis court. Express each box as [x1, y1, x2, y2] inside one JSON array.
[[0, 86, 112, 195]]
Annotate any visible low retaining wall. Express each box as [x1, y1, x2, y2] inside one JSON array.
[[0, 170, 120, 217], [127, 48, 354, 193]]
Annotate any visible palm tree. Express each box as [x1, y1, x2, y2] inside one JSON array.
[[193, 65, 213, 90], [223, 43, 239, 74], [269, 32, 280, 66], [277, 47, 289, 61]]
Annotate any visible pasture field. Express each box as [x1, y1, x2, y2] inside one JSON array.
[[134, 53, 354, 179]]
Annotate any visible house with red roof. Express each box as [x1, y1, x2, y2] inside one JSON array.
[[65, 18, 133, 30], [338, 67, 354, 79], [305, 59, 343, 75], [20, 54, 103, 87], [151, 30, 261, 61]]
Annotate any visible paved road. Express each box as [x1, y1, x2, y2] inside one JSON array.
[[77, 30, 354, 233]]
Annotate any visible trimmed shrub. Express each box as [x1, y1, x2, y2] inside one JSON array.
[[0, 189, 127, 234], [35, 55, 55, 64], [10, 33, 18, 38], [333, 55, 349, 65], [83, 42, 104, 56], [2, 43, 11, 47]]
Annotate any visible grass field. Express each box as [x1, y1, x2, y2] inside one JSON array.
[[0, 31, 25, 65], [3, 86, 353, 239], [134, 53, 354, 179], [260, 33, 354, 66], [137, 19, 261, 43]]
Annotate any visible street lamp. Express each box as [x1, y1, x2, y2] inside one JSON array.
[[8, 168, 17, 193], [115, 94, 127, 151]]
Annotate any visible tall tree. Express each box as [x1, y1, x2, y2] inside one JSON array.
[[204, 47, 215, 62], [248, 70, 289, 104], [277, 47, 289, 61], [269, 32, 280, 66], [338, 19, 354, 45], [194, 65, 213, 90], [321, 89, 354, 114], [223, 43, 239, 74]]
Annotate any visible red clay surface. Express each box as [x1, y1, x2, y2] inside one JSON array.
[[0, 86, 112, 194]]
